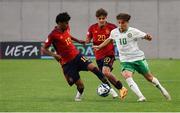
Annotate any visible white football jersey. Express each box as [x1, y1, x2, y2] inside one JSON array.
[[109, 27, 147, 62]]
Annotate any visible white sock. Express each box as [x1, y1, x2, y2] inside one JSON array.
[[151, 77, 163, 89], [126, 77, 144, 98], [151, 77, 171, 100], [75, 91, 82, 99], [110, 88, 118, 97]]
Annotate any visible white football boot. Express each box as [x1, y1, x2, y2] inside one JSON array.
[[74, 91, 83, 102], [109, 88, 118, 98], [137, 96, 146, 102], [159, 86, 171, 101]]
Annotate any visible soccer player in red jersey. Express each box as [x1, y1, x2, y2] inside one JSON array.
[[85, 8, 128, 99], [42, 12, 113, 102]]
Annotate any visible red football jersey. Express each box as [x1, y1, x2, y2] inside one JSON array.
[[44, 26, 79, 65], [87, 23, 116, 60]]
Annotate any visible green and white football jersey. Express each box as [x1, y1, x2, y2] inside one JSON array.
[[109, 27, 147, 62]]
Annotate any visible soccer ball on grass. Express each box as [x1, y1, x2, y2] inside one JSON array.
[[97, 83, 110, 97]]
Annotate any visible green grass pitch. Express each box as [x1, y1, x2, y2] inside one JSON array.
[[0, 59, 180, 112]]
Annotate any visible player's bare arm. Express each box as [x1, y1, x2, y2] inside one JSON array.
[[142, 34, 152, 41], [71, 36, 85, 44], [93, 38, 113, 50], [41, 45, 61, 61], [85, 36, 92, 44]]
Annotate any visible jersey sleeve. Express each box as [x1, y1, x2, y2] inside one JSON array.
[[109, 30, 115, 40], [44, 33, 53, 48], [133, 28, 147, 39]]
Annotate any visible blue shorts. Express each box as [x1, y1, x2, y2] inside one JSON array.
[[62, 53, 92, 86]]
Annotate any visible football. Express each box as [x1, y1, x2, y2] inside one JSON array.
[[97, 83, 110, 97]]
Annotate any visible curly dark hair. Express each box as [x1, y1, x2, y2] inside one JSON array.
[[56, 12, 71, 24], [96, 8, 108, 17], [116, 13, 131, 22]]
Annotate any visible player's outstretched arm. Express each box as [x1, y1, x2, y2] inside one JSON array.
[[93, 38, 113, 50], [71, 36, 85, 45], [41, 45, 61, 61], [85, 36, 92, 44], [142, 34, 152, 41]]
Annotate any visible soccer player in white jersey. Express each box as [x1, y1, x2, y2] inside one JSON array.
[[93, 13, 171, 102]]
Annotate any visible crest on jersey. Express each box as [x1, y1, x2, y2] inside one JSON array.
[[106, 29, 110, 34], [127, 33, 132, 38], [58, 34, 63, 39]]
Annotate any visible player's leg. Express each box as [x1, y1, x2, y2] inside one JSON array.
[[122, 70, 146, 102], [103, 66, 128, 99], [88, 62, 127, 100], [121, 62, 146, 102], [87, 63, 110, 86], [102, 56, 127, 99], [77, 54, 111, 86], [102, 57, 122, 89], [64, 73, 84, 101], [78, 54, 127, 99], [102, 66, 118, 98], [96, 58, 118, 98], [143, 72, 171, 100], [74, 78, 84, 101], [62, 60, 84, 101], [136, 59, 171, 100], [144, 73, 171, 100]]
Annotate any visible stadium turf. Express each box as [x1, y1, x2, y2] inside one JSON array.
[[0, 59, 180, 112]]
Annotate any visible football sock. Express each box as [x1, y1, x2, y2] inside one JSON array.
[[77, 86, 84, 94], [75, 91, 82, 101], [115, 81, 123, 89], [151, 77, 163, 89], [126, 77, 144, 98], [92, 67, 111, 87], [110, 88, 118, 97], [151, 77, 171, 100], [106, 73, 122, 89]]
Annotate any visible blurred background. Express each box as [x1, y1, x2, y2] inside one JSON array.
[[0, 0, 180, 59], [0, 1, 180, 112]]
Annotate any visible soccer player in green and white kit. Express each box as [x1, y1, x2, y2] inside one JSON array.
[[93, 13, 171, 102]]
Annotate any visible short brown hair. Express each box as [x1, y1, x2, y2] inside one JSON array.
[[96, 8, 108, 17], [116, 13, 131, 22]]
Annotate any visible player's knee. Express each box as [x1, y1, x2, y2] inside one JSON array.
[[65, 76, 74, 86], [87, 63, 96, 71], [144, 73, 153, 82], [91, 67, 99, 73], [102, 69, 111, 77], [68, 81, 74, 86], [122, 71, 132, 79]]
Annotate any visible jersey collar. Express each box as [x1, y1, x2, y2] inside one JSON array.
[[118, 27, 129, 33]]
